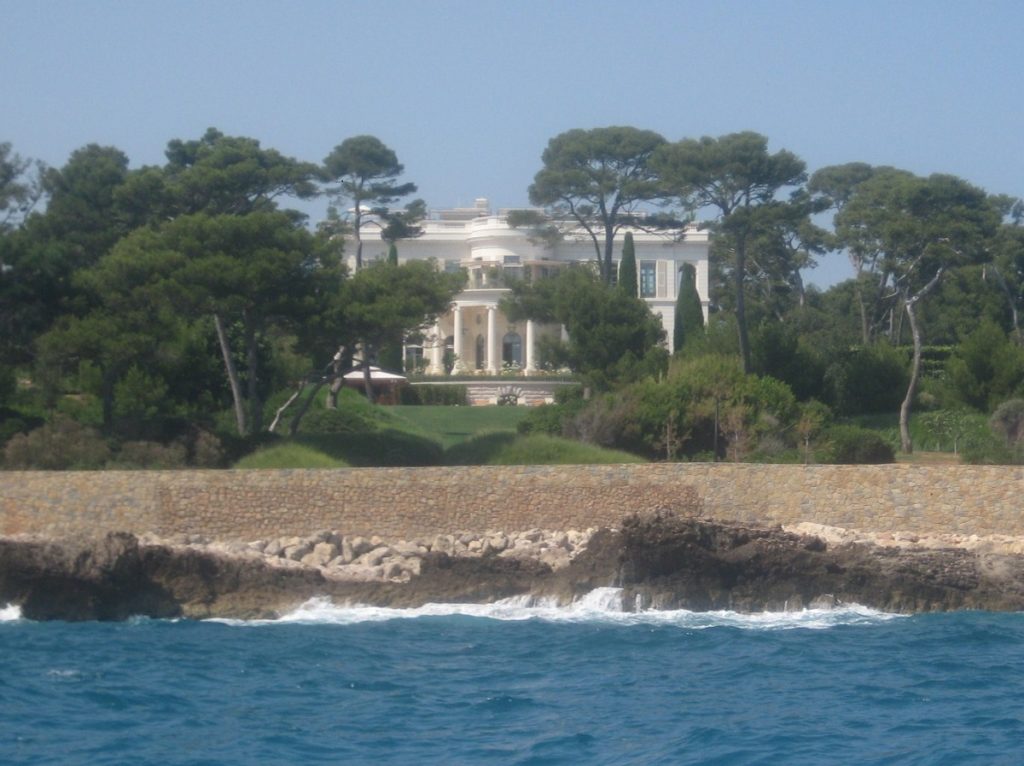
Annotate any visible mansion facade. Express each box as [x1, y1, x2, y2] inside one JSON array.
[[353, 198, 711, 375]]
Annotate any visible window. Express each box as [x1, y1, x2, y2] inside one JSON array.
[[640, 261, 657, 297], [502, 332, 522, 367], [404, 345, 424, 373]]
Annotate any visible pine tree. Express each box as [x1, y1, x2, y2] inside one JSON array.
[[387, 242, 398, 265], [618, 232, 638, 296], [674, 262, 704, 352]]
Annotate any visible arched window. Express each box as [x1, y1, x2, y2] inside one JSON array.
[[503, 331, 522, 368]]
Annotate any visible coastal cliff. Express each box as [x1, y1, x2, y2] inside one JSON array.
[[5, 514, 1024, 620]]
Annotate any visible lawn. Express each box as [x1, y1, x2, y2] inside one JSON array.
[[390, 405, 531, 449], [233, 403, 644, 468]]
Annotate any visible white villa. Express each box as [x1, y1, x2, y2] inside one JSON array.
[[353, 198, 711, 376]]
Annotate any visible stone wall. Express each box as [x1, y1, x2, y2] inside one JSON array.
[[3, 463, 1024, 542]]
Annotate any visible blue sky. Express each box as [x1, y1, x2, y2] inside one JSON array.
[[4, 0, 1022, 286]]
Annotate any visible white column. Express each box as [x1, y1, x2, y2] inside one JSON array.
[[486, 306, 499, 374], [428, 319, 443, 375], [452, 305, 466, 373], [525, 319, 536, 375]]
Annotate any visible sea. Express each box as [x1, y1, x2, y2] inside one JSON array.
[[3, 590, 1023, 765]]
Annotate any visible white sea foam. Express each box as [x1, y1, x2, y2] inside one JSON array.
[[216, 589, 902, 630], [0, 603, 23, 622]]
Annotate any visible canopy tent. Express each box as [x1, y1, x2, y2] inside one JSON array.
[[342, 366, 407, 402]]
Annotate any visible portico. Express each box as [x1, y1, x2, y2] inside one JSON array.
[[424, 294, 547, 376]]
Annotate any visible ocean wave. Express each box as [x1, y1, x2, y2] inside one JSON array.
[[215, 588, 903, 630], [0, 603, 23, 622]]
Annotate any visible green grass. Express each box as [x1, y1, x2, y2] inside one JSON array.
[[235, 393, 637, 468], [391, 405, 530, 449], [234, 443, 349, 469], [445, 432, 646, 466]]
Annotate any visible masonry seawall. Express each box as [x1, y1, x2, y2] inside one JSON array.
[[3, 464, 1024, 542]]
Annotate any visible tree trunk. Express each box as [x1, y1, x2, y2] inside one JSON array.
[[214, 312, 247, 436], [289, 379, 329, 436], [990, 266, 1022, 344], [353, 206, 363, 271], [362, 344, 376, 404], [855, 278, 870, 345], [734, 236, 752, 373], [899, 269, 944, 454], [243, 308, 262, 433], [327, 344, 352, 409], [602, 223, 616, 285], [268, 387, 302, 433], [899, 301, 922, 454]]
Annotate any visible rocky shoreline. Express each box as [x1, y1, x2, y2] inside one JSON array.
[[4, 513, 1024, 621]]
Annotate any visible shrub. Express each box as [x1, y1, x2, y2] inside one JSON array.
[[397, 384, 467, 406], [990, 398, 1024, 446], [234, 443, 349, 469], [563, 393, 638, 447], [109, 441, 188, 469], [191, 429, 226, 467], [0, 412, 45, 449], [517, 386, 587, 437], [3, 416, 111, 469], [447, 432, 645, 465], [819, 424, 895, 464], [299, 406, 377, 435], [824, 344, 908, 416]]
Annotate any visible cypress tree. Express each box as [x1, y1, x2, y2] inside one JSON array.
[[618, 232, 638, 296], [674, 262, 704, 352], [387, 242, 398, 265]]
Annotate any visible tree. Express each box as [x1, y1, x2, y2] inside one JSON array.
[[339, 260, 463, 401], [78, 211, 330, 435], [654, 132, 807, 372], [944, 320, 1024, 411], [503, 266, 666, 391], [0, 144, 132, 363], [673, 262, 704, 352], [0, 142, 45, 232], [321, 136, 417, 270], [387, 242, 399, 265], [161, 127, 318, 218], [837, 172, 1001, 451], [985, 199, 1024, 342], [528, 127, 667, 284], [618, 231, 637, 296], [809, 163, 887, 343], [741, 190, 830, 318]]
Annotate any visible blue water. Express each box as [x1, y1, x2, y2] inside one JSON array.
[[3, 594, 1024, 765]]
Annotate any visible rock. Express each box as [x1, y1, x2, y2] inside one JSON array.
[[487, 534, 509, 553], [301, 542, 339, 568], [349, 536, 374, 558], [263, 539, 284, 557], [356, 546, 392, 567], [340, 537, 355, 564], [10, 517, 1024, 621], [282, 541, 314, 561], [431, 535, 455, 555], [392, 541, 423, 557]]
